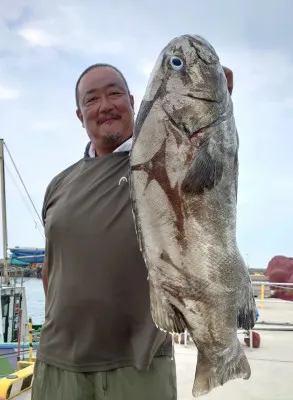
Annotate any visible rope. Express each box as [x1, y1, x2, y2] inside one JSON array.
[[3, 142, 43, 227], [4, 162, 44, 239]]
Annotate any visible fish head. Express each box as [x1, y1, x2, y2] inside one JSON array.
[[134, 34, 231, 143], [132, 34, 238, 200]]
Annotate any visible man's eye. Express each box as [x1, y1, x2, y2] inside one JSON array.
[[110, 92, 121, 96], [86, 97, 98, 103]]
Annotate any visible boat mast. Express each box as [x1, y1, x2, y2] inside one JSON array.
[[0, 139, 9, 284]]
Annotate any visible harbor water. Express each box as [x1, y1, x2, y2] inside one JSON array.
[[23, 278, 45, 325]]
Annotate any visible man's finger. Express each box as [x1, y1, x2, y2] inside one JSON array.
[[222, 66, 233, 95]]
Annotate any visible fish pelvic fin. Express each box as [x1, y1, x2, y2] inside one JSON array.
[[192, 346, 251, 397], [149, 283, 187, 334], [238, 291, 257, 330]]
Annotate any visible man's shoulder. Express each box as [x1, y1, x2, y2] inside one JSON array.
[[44, 159, 83, 203]]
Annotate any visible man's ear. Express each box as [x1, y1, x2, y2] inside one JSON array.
[[76, 108, 84, 127], [129, 94, 134, 110]]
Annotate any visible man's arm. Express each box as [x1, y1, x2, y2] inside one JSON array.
[[42, 257, 48, 297]]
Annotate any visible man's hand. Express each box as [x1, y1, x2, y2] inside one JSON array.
[[222, 66, 233, 95]]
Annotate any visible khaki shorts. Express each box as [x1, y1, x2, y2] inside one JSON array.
[[31, 356, 177, 400]]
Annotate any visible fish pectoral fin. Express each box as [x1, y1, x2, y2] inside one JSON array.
[[193, 347, 251, 397], [181, 141, 223, 195], [149, 284, 186, 334]]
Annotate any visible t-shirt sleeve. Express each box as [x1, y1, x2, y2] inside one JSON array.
[[41, 160, 82, 259], [42, 182, 54, 258], [42, 177, 57, 227], [41, 170, 67, 226], [42, 175, 61, 258], [42, 187, 50, 227]]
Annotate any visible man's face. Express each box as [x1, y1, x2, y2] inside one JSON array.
[[76, 67, 134, 155]]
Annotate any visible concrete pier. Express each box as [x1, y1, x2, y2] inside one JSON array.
[[14, 299, 293, 400]]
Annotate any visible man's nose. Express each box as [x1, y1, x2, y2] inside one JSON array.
[[99, 95, 114, 112]]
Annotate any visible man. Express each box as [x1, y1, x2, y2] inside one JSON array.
[[32, 63, 233, 400]]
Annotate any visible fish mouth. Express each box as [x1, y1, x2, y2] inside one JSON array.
[[183, 124, 203, 139], [164, 108, 209, 140], [184, 111, 230, 138], [187, 93, 218, 103]]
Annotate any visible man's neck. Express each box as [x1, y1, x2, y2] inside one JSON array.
[[88, 136, 133, 158]]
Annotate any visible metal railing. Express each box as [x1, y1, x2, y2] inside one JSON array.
[[0, 266, 25, 287], [251, 280, 293, 339], [252, 281, 293, 308], [173, 281, 293, 348]]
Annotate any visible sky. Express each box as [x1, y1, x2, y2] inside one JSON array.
[[0, 0, 292, 269]]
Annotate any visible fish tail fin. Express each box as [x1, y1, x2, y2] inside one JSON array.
[[149, 283, 186, 333], [192, 346, 251, 397]]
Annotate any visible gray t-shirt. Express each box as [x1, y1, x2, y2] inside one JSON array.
[[37, 151, 172, 372]]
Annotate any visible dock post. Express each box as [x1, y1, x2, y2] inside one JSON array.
[[28, 317, 33, 362], [260, 284, 265, 309]]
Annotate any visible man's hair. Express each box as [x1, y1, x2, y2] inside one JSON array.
[[75, 63, 130, 108]]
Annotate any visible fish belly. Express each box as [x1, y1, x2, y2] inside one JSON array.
[[130, 170, 255, 397]]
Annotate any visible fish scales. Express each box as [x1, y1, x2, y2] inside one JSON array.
[[129, 34, 256, 397]]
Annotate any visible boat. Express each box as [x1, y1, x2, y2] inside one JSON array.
[[9, 247, 45, 279], [0, 139, 38, 398]]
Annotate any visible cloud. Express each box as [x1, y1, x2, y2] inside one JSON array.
[[0, 0, 292, 270], [14, 4, 129, 56], [0, 84, 20, 100], [18, 27, 57, 47], [17, 24, 125, 55]]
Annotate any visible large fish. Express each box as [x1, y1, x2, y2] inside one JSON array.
[[129, 34, 256, 397]]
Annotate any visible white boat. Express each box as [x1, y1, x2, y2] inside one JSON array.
[[0, 139, 35, 398]]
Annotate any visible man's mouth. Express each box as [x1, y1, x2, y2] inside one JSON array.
[[99, 116, 121, 125]]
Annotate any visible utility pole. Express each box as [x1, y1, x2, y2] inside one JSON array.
[[0, 139, 9, 284]]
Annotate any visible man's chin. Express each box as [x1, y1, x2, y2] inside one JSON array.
[[102, 132, 123, 146]]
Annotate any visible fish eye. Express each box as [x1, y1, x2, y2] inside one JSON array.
[[170, 56, 184, 71]]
